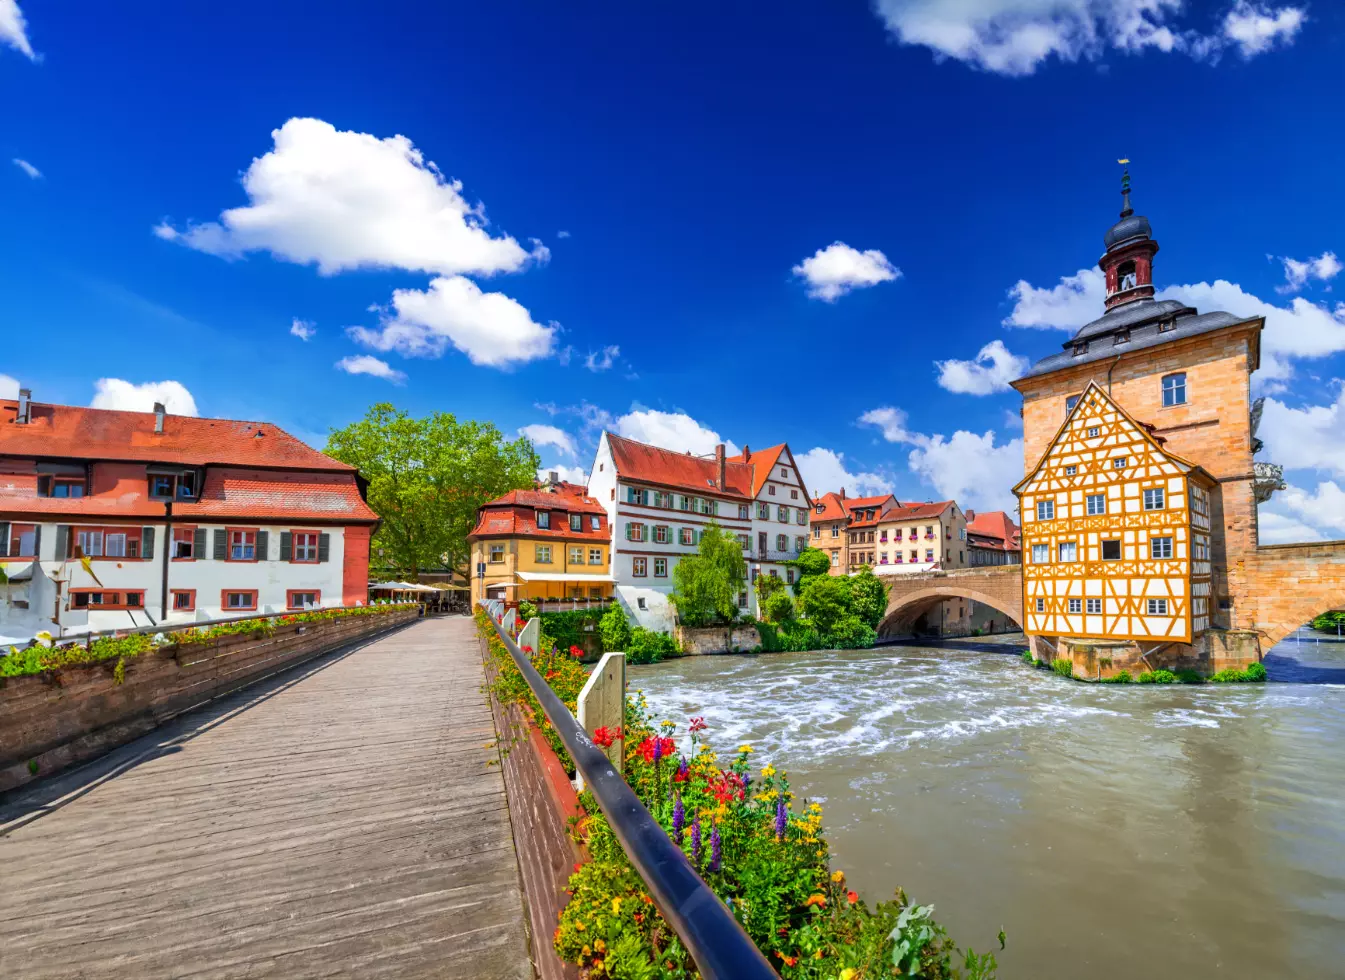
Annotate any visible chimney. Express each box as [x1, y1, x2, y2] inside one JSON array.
[[965, 509, 976, 523], [16, 388, 31, 424], [153, 402, 166, 434], [839, 486, 846, 499], [715, 443, 726, 490], [548, 470, 559, 485], [742, 444, 751, 462]]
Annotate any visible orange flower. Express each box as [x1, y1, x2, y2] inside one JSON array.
[[775, 951, 799, 967], [847, 890, 859, 904], [804, 893, 827, 908]]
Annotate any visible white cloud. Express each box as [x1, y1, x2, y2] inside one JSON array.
[[91, 379, 199, 416], [1222, 1, 1304, 57], [538, 464, 589, 486], [584, 345, 620, 372], [1004, 267, 1107, 329], [556, 230, 571, 239], [793, 242, 900, 302], [1257, 385, 1345, 478], [1277, 251, 1341, 293], [614, 409, 738, 456], [335, 355, 406, 384], [936, 339, 1030, 394], [859, 406, 919, 444], [289, 317, 316, 341], [520, 423, 577, 457], [12, 157, 40, 179], [1269, 481, 1345, 537], [794, 447, 894, 497], [1256, 508, 1324, 545], [0, 373, 18, 399], [0, 0, 35, 60], [871, 0, 1305, 76], [154, 117, 547, 278], [348, 275, 557, 368]]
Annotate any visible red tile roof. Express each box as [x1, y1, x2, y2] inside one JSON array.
[[726, 444, 786, 499], [809, 492, 898, 526], [966, 510, 1021, 550], [0, 399, 353, 471], [878, 500, 955, 523], [468, 480, 609, 541], [485, 481, 605, 514], [606, 433, 752, 498]]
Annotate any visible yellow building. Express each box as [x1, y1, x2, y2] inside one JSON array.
[[467, 478, 613, 607]]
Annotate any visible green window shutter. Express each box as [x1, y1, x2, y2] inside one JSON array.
[[0, 522, 8, 557], [317, 533, 331, 562], [213, 529, 227, 560], [141, 526, 154, 560], [280, 531, 292, 561], [255, 530, 269, 561], [641, 524, 649, 542], [193, 528, 207, 558], [54, 525, 70, 559]]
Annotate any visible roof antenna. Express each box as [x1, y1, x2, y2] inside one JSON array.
[[1118, 158, 1132, 218]]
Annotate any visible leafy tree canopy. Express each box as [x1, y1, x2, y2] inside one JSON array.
[[325, 403, 540, 577], [789, 546, 833, 595], [849, 566, 891, 628], [669, 523, 747, 627], [798, 574, 852, 636], [600, 604, 633, 651]]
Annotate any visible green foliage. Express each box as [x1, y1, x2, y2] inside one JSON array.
[[1136, 669, 1177, 684], [1211, 662, 1268, 683], [829, 615, 878, 650], [755, 619, 823, 653], [516, 599, 538, 621], [668, 522, 747, 627], [539, 609, 601, 651], [599, 604, 633, 652], [1246, 661, 1268, 682], [1102, 670, 1134, 684], [1311, 610, 1345, 633], [325, 403, 540, 577], [798, 575, 851, 637], [1174, 669, 1205, 685], [762, 589, 797, 624], [1051, 658, 1075, 679], [788, 546, 833, 596], [626, 627, 679, 665], [1021, 650, 1035, 665], [848, 566, 890, 629], [27, 759, 38, 776]]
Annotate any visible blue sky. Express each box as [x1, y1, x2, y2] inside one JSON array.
[[3, 0, 1343, 540]]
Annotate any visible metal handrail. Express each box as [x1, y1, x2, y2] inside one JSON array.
[[478, 600, 775, 980]]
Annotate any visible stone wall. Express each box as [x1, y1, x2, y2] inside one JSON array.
[[674, 624, 762, 655], [0, 608, 419, 795], [878, 565, 1024, 636], [1242, 540, 1345, 648]]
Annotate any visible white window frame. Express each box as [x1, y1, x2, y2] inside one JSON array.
[[1058, 541, 1077, 562], [1086, 494, 1106, 516], [489, 544, 505, 563], [1031, 543, 1050, 564], [1150, 537, 1173, 559], [1143, 488, 1165, 510], [1162, 372, 1187, 407], [1036, 500, 1055, 521], [535, 545, 552, 564], [1147, 598, 1169, 615], [1067, 598, 1082, 613], [588, 547, 603, 564]]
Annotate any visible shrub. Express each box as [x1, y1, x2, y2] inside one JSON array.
[[1175, 669, 1205, 685], [1051, 657, 1075, 679], [626, 627, 679, 665], [1136, 669, 1177, 684], [668, 523, 746, 627], [517, 599, 538, 621], [1246, 661, 1268, 682], [1210, 661, 1268, 683], [788, 546, 833, 596], [848, 566, 890, 628], [829, 615, 877, 650], [1021, 650, 1035, 665], [799, 575, 852, 637], [756, 619, 822, 653], [761, 588, 796, 624], [1102, 669, 1134, 684], [539, 609, 601, 651], [599, 604, 633, 652]]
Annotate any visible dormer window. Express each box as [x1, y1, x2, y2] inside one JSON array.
[[1158, 319, 1174, 333], [1117, 260, 1137, 291], [536, 510, 550, 529], [148, 471, 197, 500], [39, 476, 86, 498], [1113, 330, 1129, 345], [1073, 341, 1088, 356]]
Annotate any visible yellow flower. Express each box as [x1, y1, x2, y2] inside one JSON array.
[[582, 944, 592, 957], [840, 970, 857, 980], [814, 949, 824, 959], [738, 744, 754, 754], [761, 764, 776, 778], [611, 897, 622, 915], [831, 870, 845, 883], [809, 803, 823, 814], [575, 921, 586, 932], [595, 939, 607, 952]]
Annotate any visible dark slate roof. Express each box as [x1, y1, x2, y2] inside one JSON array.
[[1073, 298, 1192, 342], [1104, 212, 1152, 250]]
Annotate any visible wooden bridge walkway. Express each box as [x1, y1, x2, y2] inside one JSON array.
[[0, 616, 534, 979]]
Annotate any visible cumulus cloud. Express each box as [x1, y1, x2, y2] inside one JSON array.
[[1256, 508, 1324, 545], [348, 275, 557, 368], [91, 379, 199, 416], [335, 355, 406, 384], [1004, 267, 1107, 329], [936, 339, 1030, 394], [1277, 251, 1341, 293], [793, 242, 900, 302], [0, 0, 35, 60], [538, 464, 589, 486], [860, 404, 1023, 511], [0, 373, 19, 399], [871, 0, 1305, 76], [289, 318, 316, 341], [614, 409, 738, 456], [12, 157, 40, 179], [1268, 481, 1345, 538], [584, 345, 620, 372], [154, 117, 547, 278], [1257, 385, 1345, 478], [794, 447, 894, 497], [520, 423, 577, 457]]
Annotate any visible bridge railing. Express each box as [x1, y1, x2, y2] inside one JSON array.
[[478, 599, 775, 980]]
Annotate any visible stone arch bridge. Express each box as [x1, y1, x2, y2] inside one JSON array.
[[875, 565, 1023, 638]]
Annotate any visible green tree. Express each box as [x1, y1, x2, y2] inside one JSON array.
[[755, 572, 794, 623], [789, 546, 833, 595], [599, 604, 633, 651], [325, 403, 540, 578], [668, 523, 747, 627], [849, 566, 891, 628], [798, 574, 852, 637]]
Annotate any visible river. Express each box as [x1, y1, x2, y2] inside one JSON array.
[[632, 630, 1345, 979]]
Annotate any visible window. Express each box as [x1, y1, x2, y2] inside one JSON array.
[[1101, 540, 1121, 560], [1036, 500, 1055, 521], [1147, 598, 1169, 615], [570, 513, 583, 531], [1150, 537, 1173, 559], [830, 551, 838, 566], [796, 510, 806, 525], [626, 522, 646, 542], [171, 590, 195, 611], [633, 557, 647, 577], [1117, 260, 1137, 291], [1087, 426, 1100, 438], [589, 548, 603, 564], [627, 488, 648, 506], [537, 511, 550, 529], [1059, 541, 1077, 562], [1112, 457, 1128, 469], [1073, 341, 1088, 355], [768, 485, 776, 496], [637, 597, 647, 610], [880, 551, 888, 564], [228, 529, 256, 561], [535, 545, 552, 563], [287, 590, 320, 609], [105, 532, 129, 558], [151, 474, 174, 497], [1143, 488, 1165, 510], [680, 495, 692, 512], [292, 532, 318, 562], [738, 591, 748, 608], [757, 503, 770, 520], [791, 489, 798, 499], [40, 476, 87, 498], [71, 589, 145, 610], [6, 523, 36, 556], [590, 587, 604, 599], [654, 557, 667, 577], [812, 526, 821, 539], [74, 527, 139, 558], [489, 544, 505, 563], [776, 534, 787, 551], [1162, 372, 1187, 407], [653, 525, 671, 544], [1036, 597, 1045, 612], [737, 533, 750, 550], [1086, 598, 1102, 614], [1064, 465, 1077, 476], [570, 546, 585, 564], [795, 535, 806, 552], [680, 527, 694, 546], [738, 504, 750, 520], [910, 550, 918, 562], [654, 491, 673, 508], [831, 526, 839, 538], [777, 505, 789, 522], [75, 528, 102, 557], [1065, 394, 1081, 416], [925, 549, 934, 562], [1158, 319, 1175, 333], [224, 590, 258, 611], [1068, 598, 1082, 613], [1086, 494, 1106, 515], [172, 527, 196, 559]]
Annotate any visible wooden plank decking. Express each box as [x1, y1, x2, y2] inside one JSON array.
[[0, 616, 534, 979]]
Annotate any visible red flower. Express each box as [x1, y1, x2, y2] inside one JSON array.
[[847, 890, 859, 905], [568, 645, 584, 659], [688, 716, 707, 734], [593, 725, 623, 749], [775, 951, 798, 967], [521, 645, 533, 654]]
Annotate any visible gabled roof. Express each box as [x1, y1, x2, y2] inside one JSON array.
[[605, 432, 753, 498], [0, 399, 353, 472], [808, 492, 898, 526], [877, 500, 956, 524], [726, 444, 785, 498], [483, 482, 605, 514], [468, 481, 608, 540], [967, 510, 1020, 550]]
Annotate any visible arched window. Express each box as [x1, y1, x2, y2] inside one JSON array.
[[1117, 260, 1137, 291]]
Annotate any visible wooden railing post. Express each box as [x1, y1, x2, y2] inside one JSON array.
[[574, 651, 625, 791]]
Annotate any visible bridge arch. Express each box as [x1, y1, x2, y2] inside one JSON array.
[[875, 566, 1023, 638]]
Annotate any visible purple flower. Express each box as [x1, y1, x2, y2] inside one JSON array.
[[653, 738, 664, 764], [675, 759, 689, 781], [709, 822, 721, 872], [673, 795, 685, 837], [691, 816, 702, 864], [775, 798, 788, 840]]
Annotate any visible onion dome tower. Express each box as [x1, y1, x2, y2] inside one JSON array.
[[1100, 165, 1159, 310]]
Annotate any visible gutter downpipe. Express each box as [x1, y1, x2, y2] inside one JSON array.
[[1105, 355, 1123, 395]]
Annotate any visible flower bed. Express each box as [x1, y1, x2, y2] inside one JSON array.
[[477, 610, 1003, 978]]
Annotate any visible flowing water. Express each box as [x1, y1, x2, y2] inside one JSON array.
[[633, 631, 1345, 979]]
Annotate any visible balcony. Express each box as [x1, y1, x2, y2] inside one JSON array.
[[755, 548, 800, 563], [1253, 461, 1285, 504]]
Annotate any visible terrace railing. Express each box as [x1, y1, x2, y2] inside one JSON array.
[[478, 598, 775, 980]]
